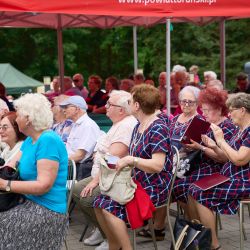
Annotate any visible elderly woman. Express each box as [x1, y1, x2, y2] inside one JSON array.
[[173, 88, 237, 216], [188, 93, 250, 250], [0, 112, 26, 163], [73, 90, 137, 249], [94, 84, 173, 249], [52, 94, 73, 143], [0, 93, 68, 249], [170, 86, 203, 153]]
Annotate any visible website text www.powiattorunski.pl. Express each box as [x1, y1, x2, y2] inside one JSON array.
[[118, 0, 216, 6]]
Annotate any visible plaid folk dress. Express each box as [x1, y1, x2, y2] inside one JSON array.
[[173, 118, 237, 203], [188, 126, 250, 214], [93, 118, 173, 222]]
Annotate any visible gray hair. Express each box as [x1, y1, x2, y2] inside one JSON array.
[[14, 93, 53, 131], [172, 65, 187, 72], [204, 71, 217, 80], [226, 93, 250, 113], [179, 86, 200, 101], [110, 90, 131, 114]]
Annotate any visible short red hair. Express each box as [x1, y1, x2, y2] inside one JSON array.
[[199, 88, 228, 116]]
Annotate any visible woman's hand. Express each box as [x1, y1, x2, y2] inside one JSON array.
[[185, 139, 201, 150], [116, 156, 134, 173], [201, 135, 217, 149], [80, 180, 98, 197], [210, 123, 225, 146]]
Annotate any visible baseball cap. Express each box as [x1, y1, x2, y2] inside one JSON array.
[[59, 95, 88, 111]]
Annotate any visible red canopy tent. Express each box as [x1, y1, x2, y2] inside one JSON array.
[[0, 0, 249, 109]]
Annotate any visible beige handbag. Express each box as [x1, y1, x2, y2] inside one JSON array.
[[99, 157, 137, 205]]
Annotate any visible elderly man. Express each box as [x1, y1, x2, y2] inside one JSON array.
[[60, 95, 101, 180], [72, 73, 89, 99], [72, 90, 137, 250]]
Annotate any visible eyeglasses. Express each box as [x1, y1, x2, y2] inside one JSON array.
[[228, 107, 240, 113], [105, 101, 122, 109], [73, 79, 80, 83], [179, 100, 196, 106], [0, 125, 9, 131]]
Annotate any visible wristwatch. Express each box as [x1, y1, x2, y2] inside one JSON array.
[[5, 180, 11, 192]]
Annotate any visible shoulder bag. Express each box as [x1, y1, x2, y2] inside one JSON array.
[[99, 157, 137, 205]]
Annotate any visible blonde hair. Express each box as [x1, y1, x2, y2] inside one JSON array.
[[14, 93, 53, 131]]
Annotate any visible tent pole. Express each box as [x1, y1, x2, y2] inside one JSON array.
[[133, 26, 138, 74], [166, 19, 171, 116], [57, 14, 65, 93], [219, 19, 226, 87]]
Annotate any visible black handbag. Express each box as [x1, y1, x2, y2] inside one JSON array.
[[0, 162, 25, 212], [177, 150, 202, 178], [171, 217, 212, 250]]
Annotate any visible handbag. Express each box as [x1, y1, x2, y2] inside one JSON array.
[[171, 217, 212, 250], [99, 157, 137, 205], [175, 150, 202, 179], [0, 162, 25, 212]]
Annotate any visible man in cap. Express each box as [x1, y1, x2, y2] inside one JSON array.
[[60, 96, 101, 180]]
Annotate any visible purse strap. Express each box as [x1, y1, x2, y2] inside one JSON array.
[[175, 225, 189, 250]]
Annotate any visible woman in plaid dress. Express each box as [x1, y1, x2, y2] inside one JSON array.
[[94, 84, 173, 250], [173, 88, 237, 209], [188, 93, 250, 250]]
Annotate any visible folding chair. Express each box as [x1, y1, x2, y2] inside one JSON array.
[[239, 198, 250, 250], [65, 159, 77, 250]]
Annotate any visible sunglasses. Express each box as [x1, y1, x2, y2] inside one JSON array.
[[73, 79, 80, 83]]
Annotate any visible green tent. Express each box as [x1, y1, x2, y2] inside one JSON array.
[[0, 63, 43, 95]]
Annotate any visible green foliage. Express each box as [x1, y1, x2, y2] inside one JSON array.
[[0, 19, 249, 90]]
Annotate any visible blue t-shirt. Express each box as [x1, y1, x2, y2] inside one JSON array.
[[19, 130, 68, 214]]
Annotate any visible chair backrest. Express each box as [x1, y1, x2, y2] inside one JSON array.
[[166, 145, 180, 250], [66, 159, 77, 213]]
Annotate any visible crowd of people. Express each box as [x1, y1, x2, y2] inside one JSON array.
[[0, 65, 249, 250]]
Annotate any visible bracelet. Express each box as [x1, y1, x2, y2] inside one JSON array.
[[133, 157, 139, 168], [201, 146, 206, 152]]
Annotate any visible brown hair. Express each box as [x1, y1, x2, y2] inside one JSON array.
[[131, 84, 160, 114], [88, 75, 102, 88], [2, 111, 26, 141]]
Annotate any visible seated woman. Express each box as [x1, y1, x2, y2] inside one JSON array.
[[188, 93, 250, 250], [0, 112, 26, 163], [73, 90, 137, 249], [52, 94, 73, 143], [0, 93, 68, 249], [170, 86, 202, 150], [94, 84, 173, 249], [173, 88, 237, 217], [86, 75, 105, 113], [92, 76, 120, 114]]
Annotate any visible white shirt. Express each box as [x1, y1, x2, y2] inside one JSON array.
[[91, 115, 138, 177], [66, 113, 101, 163]]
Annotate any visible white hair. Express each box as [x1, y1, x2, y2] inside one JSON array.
[[109, 90, 131, 114], [204, 71, 217, 80], [179, 86, 200, 101], [14, 93, 53, 131], [172, 65, 187, 73]]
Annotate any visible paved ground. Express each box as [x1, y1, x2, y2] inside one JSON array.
[[63, 204, 250, 250]]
